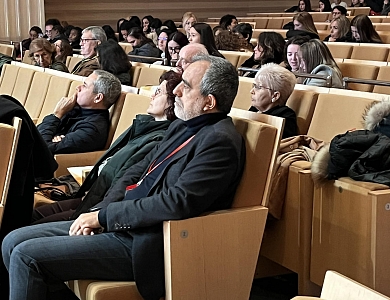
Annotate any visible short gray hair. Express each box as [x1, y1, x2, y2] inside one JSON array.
[[83, 26, 107, 43], [192, 54, 238, 114], [92, 70, 121, 108], [255, 63, 296, 104]]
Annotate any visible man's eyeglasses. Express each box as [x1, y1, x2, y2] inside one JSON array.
[[168, 46, 181, 53], [252, 83, 272, 91], [80, 38, 97, 43]]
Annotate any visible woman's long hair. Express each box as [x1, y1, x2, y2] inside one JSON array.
[[191, 23, 224, 58]]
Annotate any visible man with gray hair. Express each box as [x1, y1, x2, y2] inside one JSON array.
[[176, 43, 208, 73], [37, 70, 121, 154], [3, 55, 245, 300], [71, 26, 107, 76]]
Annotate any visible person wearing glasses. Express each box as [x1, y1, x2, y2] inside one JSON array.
[[249, 63, 298, 139], [166, 31, 189, 65], [71, 26, 107, 77], [29, 38, 69, 72], [127, 26, 160, 63]]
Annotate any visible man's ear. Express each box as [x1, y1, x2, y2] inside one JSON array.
[[203, 94, 217, 111], [93, 93, 104, 104]]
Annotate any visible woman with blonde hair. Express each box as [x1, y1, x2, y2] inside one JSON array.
[[287, 12, 319, 39], [298, 39, 343, 88], [182, 12, 197, 38], [29, 38, 69, 72], [323, 16, 352, 42]]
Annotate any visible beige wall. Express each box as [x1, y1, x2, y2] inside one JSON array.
[[44, 0, 300, 29], [0, 0, 45, 41]]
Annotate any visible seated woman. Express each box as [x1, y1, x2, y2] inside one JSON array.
[[317, 0, 333, 11], [285, 0, 313, 12], [156, 28, 173, 60], [350, 14, 383, 43], [241, 32, 285, 78], [298, 39, 343, 88], [287, 12, 319, 39], [189, 23, 224, 58], [96, 40, 132, 85], [249, 63, 298, 139], [285, 35, 310, 72], [182, 12, 197, 39], [32, 70, 182, 224], [17, 26, 43, 56], [102, 25, 118, 42], [127, 26, 161, 62], [323, 16, 352, 42], [29, 38, 69, 72], [331, 0, 348, 8], [165, 31, 189, 65], [219, 14, 238, 31], [54, 38, 73, 64], [68, 26, 82, 50]]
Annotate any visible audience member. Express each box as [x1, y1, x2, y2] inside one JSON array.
[[63, 25, 74, 39], [49, 25, 66, 43], [37, 70, 121, 154], [3, 54, 245, 300], [15, 26, 43, 57], [142, 15, 154, 34], [31, 71, 181, 224], [127, 26, 161, 62], [382, 0, 390, 15], [45, 18, 61, 42], [215, 30, 251, 51], [29, 38, 69, 72], [284, 35, 310, 72], [331, 0, 348, 7], [130, 16, 142, 27], [102, 25, 118, 42], [318, 0, 333, 11], [166, 31, 189, 64], [189, 23, 224, 58], [150, 18, 163, 33], [298, 39, 343, 88], [219, 14, 238, 31], [232, 23, 254, 51], [68, 26, 82, 50], [331, 5, 348, 20], [241, 32, 285, 78], [182, 12, 197, 38], [350, 14, 383, 43], [96, 40, 132, 85], [351, 0, 365, 6], [213, 25, 224, 37], [176, 43, 208, 73], [54, 38, 73, 64], [249, 63, 298, 139], [119, 20, 134, 40], [157, 28, 173, 56], [71, 26, 107, 76], [116, 18, 127, 41], [285, 0, 313, 12], [162, 20, 178, 32], [287, 12, 319, 39], [323, 16, 352, 42]]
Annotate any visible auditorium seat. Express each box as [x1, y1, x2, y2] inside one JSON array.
[[372, 65, 390, 94], [325, 43, 353, 59], [350, 45, 389, 62], [338, 62, 379, 92]]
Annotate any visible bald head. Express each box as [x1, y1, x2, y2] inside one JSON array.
[[176, 43, 208, 72]]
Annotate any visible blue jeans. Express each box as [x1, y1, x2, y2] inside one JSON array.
[[2, 221, 134, 300]]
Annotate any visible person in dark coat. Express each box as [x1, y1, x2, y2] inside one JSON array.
[[249, 63, 298, 139], [0, 95, 57, 296], [37, 70, 121, 154]]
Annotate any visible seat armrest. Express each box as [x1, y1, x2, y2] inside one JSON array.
[[54, 151, 104, 177]]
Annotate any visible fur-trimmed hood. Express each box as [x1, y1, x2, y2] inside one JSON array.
[[363, 100, 390, 136]]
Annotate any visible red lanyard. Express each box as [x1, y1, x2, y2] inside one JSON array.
[[126, 135, 195, 191]]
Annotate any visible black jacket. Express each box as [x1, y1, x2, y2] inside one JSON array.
[[37, 106, 110, 154], [328, 130, 390, 186], [0, 95, 57, 240], [73, 115, 171, 217]]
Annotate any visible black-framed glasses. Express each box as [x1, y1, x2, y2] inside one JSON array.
[[168, 46, 181, 53], [252, 83, 272, 91], [80, 38, 97, 43]]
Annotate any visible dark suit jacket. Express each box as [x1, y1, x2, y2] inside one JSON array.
[[95, 116, 246, 299]]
